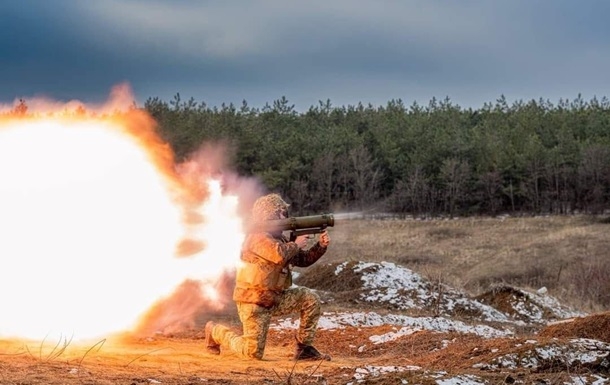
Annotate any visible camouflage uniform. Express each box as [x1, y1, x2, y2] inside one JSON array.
[[210, 193, 328, 359]]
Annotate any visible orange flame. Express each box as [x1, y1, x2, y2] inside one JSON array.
[[0, 84, 246, 342]]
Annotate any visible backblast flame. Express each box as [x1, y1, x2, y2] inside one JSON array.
[[0, 90, 244, 342]]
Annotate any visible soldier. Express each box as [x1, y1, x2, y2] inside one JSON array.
[[204, 193, 331, 361]]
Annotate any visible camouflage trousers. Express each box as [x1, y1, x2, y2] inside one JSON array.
[[212, 286, 321, 359]]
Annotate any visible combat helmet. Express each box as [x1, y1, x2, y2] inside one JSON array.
[[251, 193, 289, 221]]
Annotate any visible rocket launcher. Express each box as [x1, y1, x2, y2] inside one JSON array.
[[258, 214, 335, 241]]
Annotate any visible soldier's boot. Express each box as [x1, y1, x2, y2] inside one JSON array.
[[204, 321, 220, 355], [294, 342, 331, 361]]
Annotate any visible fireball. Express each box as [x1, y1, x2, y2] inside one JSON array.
[[0, 88, 244, 342]]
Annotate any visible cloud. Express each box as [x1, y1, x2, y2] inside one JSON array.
[[1, 1, 610, 109]]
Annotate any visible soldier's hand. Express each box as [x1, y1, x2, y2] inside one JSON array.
[[318, 230, 330, 247], [294, 235, 309, 249]]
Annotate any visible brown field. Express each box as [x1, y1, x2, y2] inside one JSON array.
[[1, 214, 609, 384], [326, 214, 610, 312]]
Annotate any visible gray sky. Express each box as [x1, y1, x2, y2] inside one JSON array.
[[1, 0, 609, 111]]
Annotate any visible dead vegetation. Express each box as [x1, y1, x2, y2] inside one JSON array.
[[539, 311, 610, 342], [326, 214, 610, 311]]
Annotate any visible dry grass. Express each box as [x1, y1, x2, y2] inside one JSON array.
[[324, 214, 610, 312], [539, 311, 610, 342]]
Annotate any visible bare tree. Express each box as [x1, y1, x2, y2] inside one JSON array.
[[440, 158, 471, 216], [578, 145, 610, 214], [333, 152, 352, 210], [13, 98, 28, 116], [289, 179, 310, 214], [479, 170, 502, 215], [402, 165, 431, 215], [309, 153, 335, 212], [349, 145, 380, 210]]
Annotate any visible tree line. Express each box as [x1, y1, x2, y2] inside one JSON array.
[[6, 94, 609, 217], [145, 94, 610, 217]]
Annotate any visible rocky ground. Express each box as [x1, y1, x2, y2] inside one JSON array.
[[0, 261, 608, 384]]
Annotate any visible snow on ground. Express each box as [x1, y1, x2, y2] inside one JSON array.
[[288, 261, 605, 384], [519, 288, 587, 320], [331, 261, 512, 322], [565, 375, 609, 385], [272, 311, 513, 339], [271, 310, 517, 384], [343, 365, 493, 385], [474, 338, 610, 371], [319, 261, 585, 324]]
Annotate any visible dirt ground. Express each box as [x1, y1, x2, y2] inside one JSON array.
[[0, 326, 419, 385], [2, 260, 609, 384], [1, 312, 609, 385]]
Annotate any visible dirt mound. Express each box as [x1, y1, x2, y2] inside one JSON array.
[[297, 261, 509, 320], [475, 284, 585, 324], [539, 311, 610, 342], [297, 261, 585, 326], [269, 320, 610, 381], [295, 260, 365, 293]]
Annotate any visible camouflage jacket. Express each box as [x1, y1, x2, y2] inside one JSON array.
[[232, 232, 327, 308]]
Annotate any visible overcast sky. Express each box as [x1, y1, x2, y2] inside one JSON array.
[[1, 0, 609, 111]]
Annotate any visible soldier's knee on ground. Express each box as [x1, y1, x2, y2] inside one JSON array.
[[243, 339, 264, 360]]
